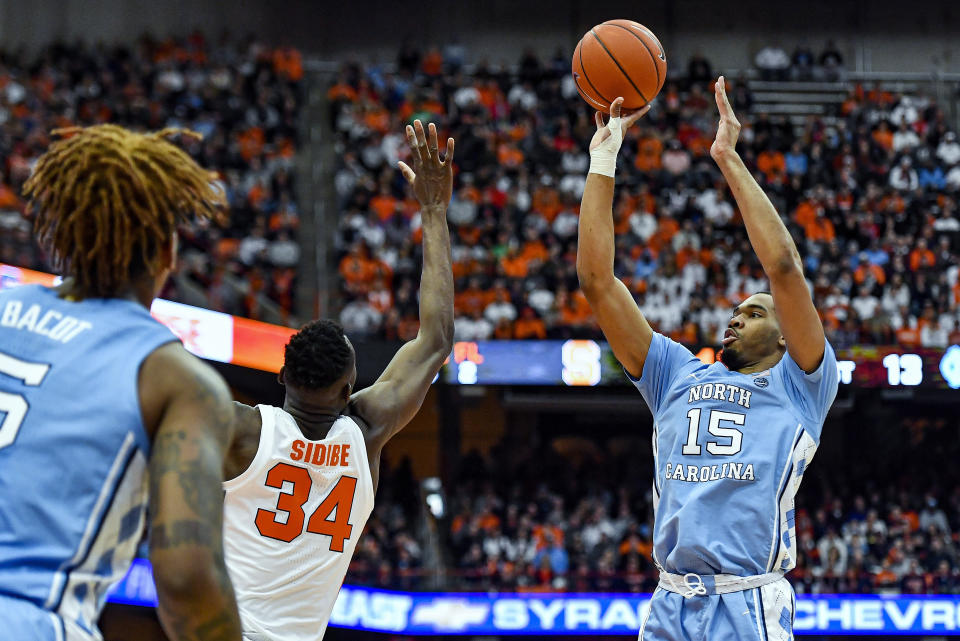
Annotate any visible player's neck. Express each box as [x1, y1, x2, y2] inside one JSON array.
[[733, 351, 784, 374], [54, 276, 156, 308], [282, 397, 342, 440]]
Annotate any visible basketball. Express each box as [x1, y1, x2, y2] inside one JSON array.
[[572, 19, 667, 111]]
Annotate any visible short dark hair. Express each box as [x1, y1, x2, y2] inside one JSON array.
[[283, 320, 353, 390]]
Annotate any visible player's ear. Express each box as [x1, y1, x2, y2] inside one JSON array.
[[162, 231, 178, 271], [277, 366, 286, 386], [778, 334, 786, 349]]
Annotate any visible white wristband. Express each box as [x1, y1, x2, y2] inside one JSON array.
[[588, 152, 618, 177], [587, 115, 625, 178]]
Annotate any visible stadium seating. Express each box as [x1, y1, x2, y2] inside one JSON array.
[[330, 53, 960, 349], [351, 414, 960, 595], [0, 34, 303, 322]]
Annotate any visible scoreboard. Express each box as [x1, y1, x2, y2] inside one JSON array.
[[5, 262, 959, 390], [441, 340, 960, 390]]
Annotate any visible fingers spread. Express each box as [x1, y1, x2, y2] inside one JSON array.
[[443, 137, 455, 166], [413, 119, 429, 153], [624, 104, 652, 129], [406, 124, 423, 164], [427, 122, 440, 162], [397, 160, 416, 184], [609, 97, 624, 119], [595, 111, 604, 130]]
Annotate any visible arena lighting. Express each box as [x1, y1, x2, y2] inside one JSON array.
[[940, 345, 960, 388], [421, 477, 445, 519], [106, 562, 960, 635]]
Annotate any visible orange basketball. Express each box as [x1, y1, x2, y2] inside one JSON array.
[[572, 19, 667, 111]]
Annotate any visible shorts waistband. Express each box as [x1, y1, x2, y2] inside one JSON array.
[[657, 570, 784, 597]]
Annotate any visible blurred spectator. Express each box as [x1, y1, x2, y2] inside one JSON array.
[[686, 51, 713, 86], [755, 45, 791, 81], [792, 43, 816, 81], [820, 41, 845, 78]]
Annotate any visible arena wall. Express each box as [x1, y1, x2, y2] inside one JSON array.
[[1, 0, 959, 74]]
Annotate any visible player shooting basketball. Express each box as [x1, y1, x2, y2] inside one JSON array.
[[221, 119, 454, 641], [577, 77, 838, 640]]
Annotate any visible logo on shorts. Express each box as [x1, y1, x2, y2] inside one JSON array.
[[754, 377, 769, 388]]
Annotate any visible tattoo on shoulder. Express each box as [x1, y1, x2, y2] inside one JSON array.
[[151, 429, 222, 519]]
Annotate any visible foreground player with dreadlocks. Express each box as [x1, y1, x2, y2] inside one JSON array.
[[220, 120, 454, 641], [0, 125, 242, 641]]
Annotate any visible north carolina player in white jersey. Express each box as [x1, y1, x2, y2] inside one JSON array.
[[577, 78, 839, 640], [223, 120, 455, 641]]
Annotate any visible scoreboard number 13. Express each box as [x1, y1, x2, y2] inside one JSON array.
[[882, 353, 923, 386]]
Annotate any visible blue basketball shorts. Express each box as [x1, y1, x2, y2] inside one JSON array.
[[639, 577, 796, 641]]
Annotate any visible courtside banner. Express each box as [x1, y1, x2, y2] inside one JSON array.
[[106, 563, 960, 635], [0, 263, 294, 372]]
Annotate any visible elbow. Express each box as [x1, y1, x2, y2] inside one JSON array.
[[152, 551, 228, 605], [576, 263, 601, 293], [771, 250, 804, 277], [577, 268, 611, 297], [422, 320, 454, 357]]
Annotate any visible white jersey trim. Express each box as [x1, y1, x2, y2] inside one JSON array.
[[44, 431, 136, 609], [766, 423, 803, 572]]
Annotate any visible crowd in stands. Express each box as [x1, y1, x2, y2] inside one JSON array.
[[753, 40, 846, 81], [346, 457, 428, 590], [0, 34, 303, 321], [347, 415, 960, 595], [331, 47, 960, 351]]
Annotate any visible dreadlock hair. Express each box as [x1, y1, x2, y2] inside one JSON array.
[[283, 320, 354, 390], [23, 124, 225, 298]]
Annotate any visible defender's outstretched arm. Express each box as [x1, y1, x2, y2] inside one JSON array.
[[350, 120, 455, 465]]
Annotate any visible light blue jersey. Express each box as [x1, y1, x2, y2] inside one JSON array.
[[0, 285, 176, 641], [631, 333, 838, 576], [632, 333, 838, 641]]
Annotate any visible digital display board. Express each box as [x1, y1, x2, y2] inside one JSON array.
[[6, 262, 958, 389], [442, 340, 960, 390], [107, 561, 960, 635]]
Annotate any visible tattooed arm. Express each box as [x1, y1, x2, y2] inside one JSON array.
[[139, 343, 241, 641]]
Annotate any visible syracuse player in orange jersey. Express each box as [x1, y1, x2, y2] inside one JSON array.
[[220, 120, 455, 641]]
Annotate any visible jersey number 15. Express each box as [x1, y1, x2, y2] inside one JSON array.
[[255, 462, 357, 552]]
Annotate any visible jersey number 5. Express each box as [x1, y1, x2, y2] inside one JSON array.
[[0, 351, 51, 452], [255, 462, 358, 552]]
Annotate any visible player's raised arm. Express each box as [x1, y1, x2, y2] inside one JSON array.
[[576, 98, 653, 379], [142, 343, 242, 641], [709, 76, 825, 373], [350, 120, 455, 454]]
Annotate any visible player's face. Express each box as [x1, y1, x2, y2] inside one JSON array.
[[722, 293, 783, 369]]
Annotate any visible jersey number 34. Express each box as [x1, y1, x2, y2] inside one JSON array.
[[255, 462, 357, 552]]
